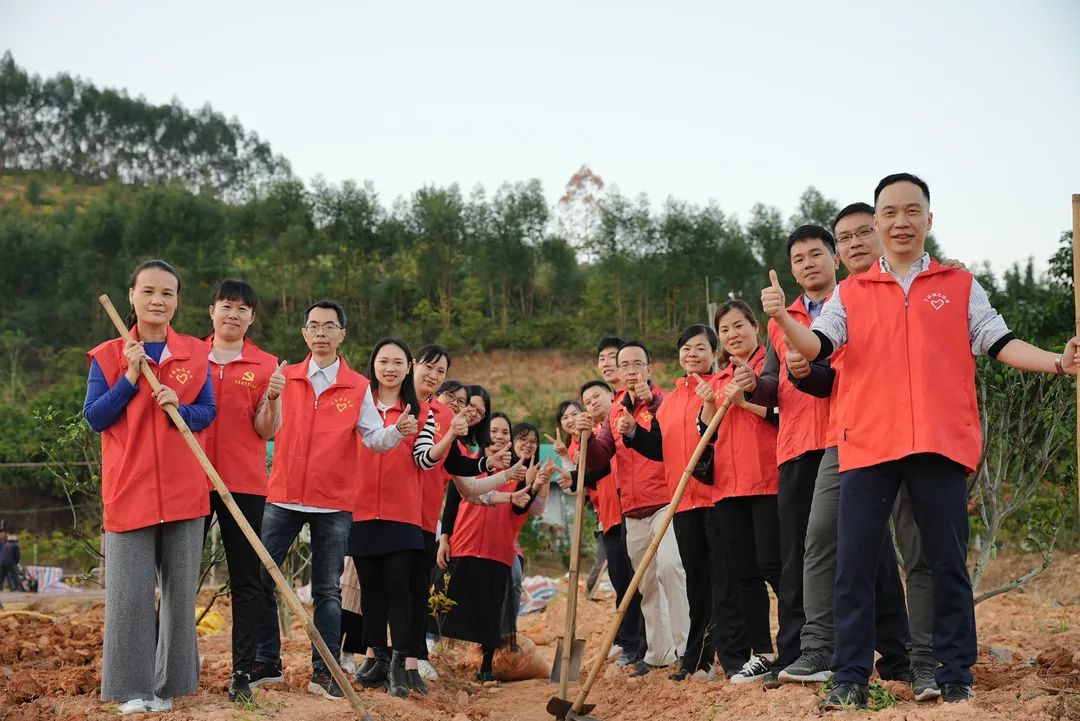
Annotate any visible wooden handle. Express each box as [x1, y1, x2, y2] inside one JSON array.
[[558, 428, 591, 698], [98, 295, 376, 721], [570, 398, 732, 714], [1072, 194, 1080, 520]]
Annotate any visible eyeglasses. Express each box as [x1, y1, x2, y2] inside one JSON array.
[[618, 361, 648, 370], [303, 322, 343, 333], [445, 395, 467, 411], [835, 226, 874, 246]]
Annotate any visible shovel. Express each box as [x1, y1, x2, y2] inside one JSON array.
[[550, 429, 590, 691], [98, 295, 378, 721], [546, 397, 734, 721]]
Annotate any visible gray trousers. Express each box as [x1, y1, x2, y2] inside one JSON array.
[[800, 447, 934, 663], [101, 518, 203, 703]]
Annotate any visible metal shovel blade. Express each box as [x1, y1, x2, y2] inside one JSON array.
[[549, 636, 587, 684], [546, 696, 598, 720]]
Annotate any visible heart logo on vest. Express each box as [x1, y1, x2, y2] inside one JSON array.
[[924, 292, 950, 311], [332, 396, 354, 413], [638, 410, 654, 425], [170, 367, 191, 384]]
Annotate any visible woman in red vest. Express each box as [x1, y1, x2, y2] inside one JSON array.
[[84, 259, 216, 715], [624, 324, 751, 680], [699, 300, 782, 685]]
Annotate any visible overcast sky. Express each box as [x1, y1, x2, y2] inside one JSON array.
[[4, 0, 1079, 273]]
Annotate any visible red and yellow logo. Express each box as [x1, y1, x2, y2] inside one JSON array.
[[170, 367, 192, 385], [332, 396, 354, 413], [637, 410, 654, 426], [241, 370, 256, 382]]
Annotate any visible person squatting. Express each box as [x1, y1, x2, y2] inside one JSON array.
[[84, 173, 1080, 714]]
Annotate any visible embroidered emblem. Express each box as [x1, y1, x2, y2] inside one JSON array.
[[332, 396, 354, 413], [170, 367, 191, 385], [638, 410, 654, 425], [241, 370, 256, 382], [924, 292, 950, 311]]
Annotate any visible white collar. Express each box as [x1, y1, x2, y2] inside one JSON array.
[[307, 356, 340, 380]]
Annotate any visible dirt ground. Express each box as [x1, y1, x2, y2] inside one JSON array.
[[2, 552, 1079, 721]]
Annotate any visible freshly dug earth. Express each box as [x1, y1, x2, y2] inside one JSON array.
[[2, 552, 1079, 720]]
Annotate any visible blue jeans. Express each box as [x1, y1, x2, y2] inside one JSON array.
[[254, 504, 352, 671]]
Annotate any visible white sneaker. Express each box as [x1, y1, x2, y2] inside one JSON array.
[[117, 699, 149, 715], [730, 654, 772, 685], [145, 697, 173, 712], [607, 644, 624, 661], [340, 652, 356, 674], [418, 659, 439, 681]]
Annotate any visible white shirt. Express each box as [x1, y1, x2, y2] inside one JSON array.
[[272, 356, 404, 514]]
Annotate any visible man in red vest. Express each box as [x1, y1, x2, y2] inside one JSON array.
[[249, 300, 418, 700], [764, 173, 1080, 710]]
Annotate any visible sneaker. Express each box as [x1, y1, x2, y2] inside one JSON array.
[[941, 683, 975, 703], [307, 668, 345, 700], [629, 660, 664, 678], [779, 647, 833, 684], [819, 681, 869, 711], [340, 652, 356, 675], [616, 651, 637, 667], [248, 661, 284, 688], [729, 654, 772, 684], [145, 697, 172, 712], [762, 669, 781, 689], [417, 659, 439, 681], [117, 700, 149, 715], [607, 644, 624, 661], [228, 670, 253, 702], [911, 661, 941, 701]]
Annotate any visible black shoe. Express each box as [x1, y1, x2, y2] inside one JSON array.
[[762, 669, 781, 690], [668, 668, 690, 681], [941, 683, 975, 703], [405, 669, 429, 695], [387, 651, 409, 698], [629, 660, 662, 678], [247, 661, 284, 688], [910, 661, 941, 701], [354, 655, 377, 680], [307, 668, 345, 700], [474, 669, 497, 684], [228, 670, 253, 702], [357, 648, 390, 688], [819, 681, 869, 711]]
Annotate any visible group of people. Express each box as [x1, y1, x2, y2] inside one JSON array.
[[82, 171, 1080, 715]]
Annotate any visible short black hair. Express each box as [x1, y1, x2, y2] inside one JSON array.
[[555, 399, 585, 429], [676, 323, 718, 352], [786, 225, 836, 257], [304, 299, 347, 328], [832, 202, 875, 233], [416, 343, 451, 370], [436, 379, 466, 396], [210, 279, 258, 308], [579, 379, 613, 397], [596, 336, 624, 355], [617, 340, 651, 364], [874, 173, 930, 205]]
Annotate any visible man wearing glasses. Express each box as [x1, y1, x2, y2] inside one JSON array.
[[249, 300, 417, 700], [577, 341, 690, 677]]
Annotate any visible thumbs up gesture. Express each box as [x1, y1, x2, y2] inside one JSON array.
[[786, 349, 811, 379], [395, 403, 418, 436], [489, 443, 513, 471], [761, 269, 787, 318], [692, 373, 717, 404], [616, 411, 636, 437], [449, 408, 470, 438], [730, 356, 757, 393], [267, 360, 287, 400]]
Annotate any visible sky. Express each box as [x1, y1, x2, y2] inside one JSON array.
[[4, 0, 1080, 274]]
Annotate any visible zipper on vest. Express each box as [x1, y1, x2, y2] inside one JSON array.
[[300, 381, 317, 503], [152, 365, 165, 524], [903, 292, 916, 450], [213, 363, 223, 483]]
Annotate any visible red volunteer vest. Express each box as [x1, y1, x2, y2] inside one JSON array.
[[267, 355, 369, 512], [708, 346, 779, 500], [202, 336, 278, 496], [450, 476, 518, 567], [768, 298, 832, 466], [657, 375, 721, 513], [824, 345, 845, 447], [833, 259, 981, 472], [419, 398, 456, 533], [571, 433, 621, 531], [88, 326, 212, 533], [353, 397, 423, 527], [609, 388, 671, 514]]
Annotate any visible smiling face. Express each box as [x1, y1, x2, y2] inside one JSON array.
[[373, 343, 409, 390], [678, 332, 714, 376], [414, 355, 449, 398], [582, 385, 613, 422], [513, 430, 539, 461], [875, 181, 932, 264], [834, 212, 883, 275], [559, 404, 582, 435], [489, 415, 511, 448], [129, 268, 179, 329], [464, 393, 487, 427], [789, 238, 839, 296], [438, 386, 468, 413], [597, 346, 620, 385], [716, 307, 758, 362], [209, 298, 254, 342]]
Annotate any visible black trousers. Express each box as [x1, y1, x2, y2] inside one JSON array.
[[354, 550, 420, 654], [673, 506, 750, 673], [714, 494, 781, 656], [204, 491, 265, 673], [774, 450, 824, 669], [834, 453, 974, 686], [409, 532, 438, 659], [340, 609, 366, 654], [872, 531, 912, 678], [601, 524, 645, 659]]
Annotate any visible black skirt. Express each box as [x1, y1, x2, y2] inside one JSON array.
[[429, 556, 510, 651]]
